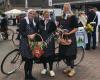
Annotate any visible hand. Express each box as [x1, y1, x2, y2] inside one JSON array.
[[55, 32, 59, 36], [28, 33, 36, 40], [64, 32, 70, 35]]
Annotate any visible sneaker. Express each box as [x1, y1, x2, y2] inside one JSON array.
[[67, 69, 76, 77], [41, 69, 47, 75], [49, 70, 55, 77]]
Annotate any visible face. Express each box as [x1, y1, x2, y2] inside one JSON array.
[[63, 4, 69, 13], [43, 11, 50, 20], [28, 11, 36, 20]]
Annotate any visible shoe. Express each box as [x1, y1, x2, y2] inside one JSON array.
[[67, 69, 76, 77], [41, 69, 47, 75], [63, 67, 71, 74], [49, 70, 55, 77]]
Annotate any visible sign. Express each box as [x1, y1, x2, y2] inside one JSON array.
[[48, 0, 52, 7], [76, 27, 88, 48], [53, 9, 62, 16]]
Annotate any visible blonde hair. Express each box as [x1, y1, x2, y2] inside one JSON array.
[[43, 10, 50, 16], [63, 3, 73, 15]]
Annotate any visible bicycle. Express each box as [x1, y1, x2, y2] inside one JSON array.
[[1, 28, 85, 75], [1, 44, 85, 75], [0, 28, 14, 41]]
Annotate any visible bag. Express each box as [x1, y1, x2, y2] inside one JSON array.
[[58, 33, 72, 45], [29, 34, 45, 58]]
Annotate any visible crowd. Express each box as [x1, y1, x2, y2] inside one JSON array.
[[0, 2, 100, 80]]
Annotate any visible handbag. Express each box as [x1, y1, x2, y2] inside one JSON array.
[[28, 34, 45, 58], [58, 33, 72, 45]]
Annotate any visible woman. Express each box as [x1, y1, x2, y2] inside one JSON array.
[[39, 10, 56, 77], [58, 3, 78, 77], [19, 9, 38, 80]]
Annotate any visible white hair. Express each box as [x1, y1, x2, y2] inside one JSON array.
[[27, 9, 36, 14]]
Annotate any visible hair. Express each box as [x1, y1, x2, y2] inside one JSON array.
[[43, 10, 49, 16], [63, 3, 73, 15]]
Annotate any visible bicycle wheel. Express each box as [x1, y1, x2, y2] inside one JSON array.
[[7, 29, 14, 41], [74, 46, 85, 66], [61, 46, 85, 66], [1, 49, 22, 75]]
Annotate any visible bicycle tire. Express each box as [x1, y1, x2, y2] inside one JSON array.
[[55, 45, 85, 66], [74, 46, 85, 66], [1, 49, 22, 75]]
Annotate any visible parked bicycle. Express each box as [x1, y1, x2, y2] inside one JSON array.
[[1, 31, 85, 75], [0, 28, 14, 41]]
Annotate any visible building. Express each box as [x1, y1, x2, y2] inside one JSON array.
[[0, 0, 100, 11]]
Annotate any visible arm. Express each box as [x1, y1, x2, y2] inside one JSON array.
[[19, 19, 36, 40], [65, 28, 78, 35], [65, 15, 78, 35]]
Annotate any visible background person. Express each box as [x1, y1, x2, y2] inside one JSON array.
[[0, 14, 8, 40], [86, 8, 98, 50]]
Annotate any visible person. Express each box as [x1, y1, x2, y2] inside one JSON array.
[[0, 14, 8, 40], [39, 10, 56, 77], [86, 7, 98, 50], [78, 11, 87, 28], [19, 9, 38, 80], [58, 3, 78, 77]]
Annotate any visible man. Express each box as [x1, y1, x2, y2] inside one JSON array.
[[0, 14, 8, 40], [86, 7, 98, 50]]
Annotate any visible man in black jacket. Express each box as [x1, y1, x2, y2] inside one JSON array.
[[0, 14, 8, 40], [86, 8, 98, 50]]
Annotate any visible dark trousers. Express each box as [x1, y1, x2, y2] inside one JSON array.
[[23, 57, 33, 77], [86, 24, 97, 49], [86, 31, 96, 49], [40, 55, 54, 70], [65, 56, 75, 69]]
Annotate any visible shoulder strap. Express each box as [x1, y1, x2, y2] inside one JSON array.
[[93, 15, 97, 22]]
